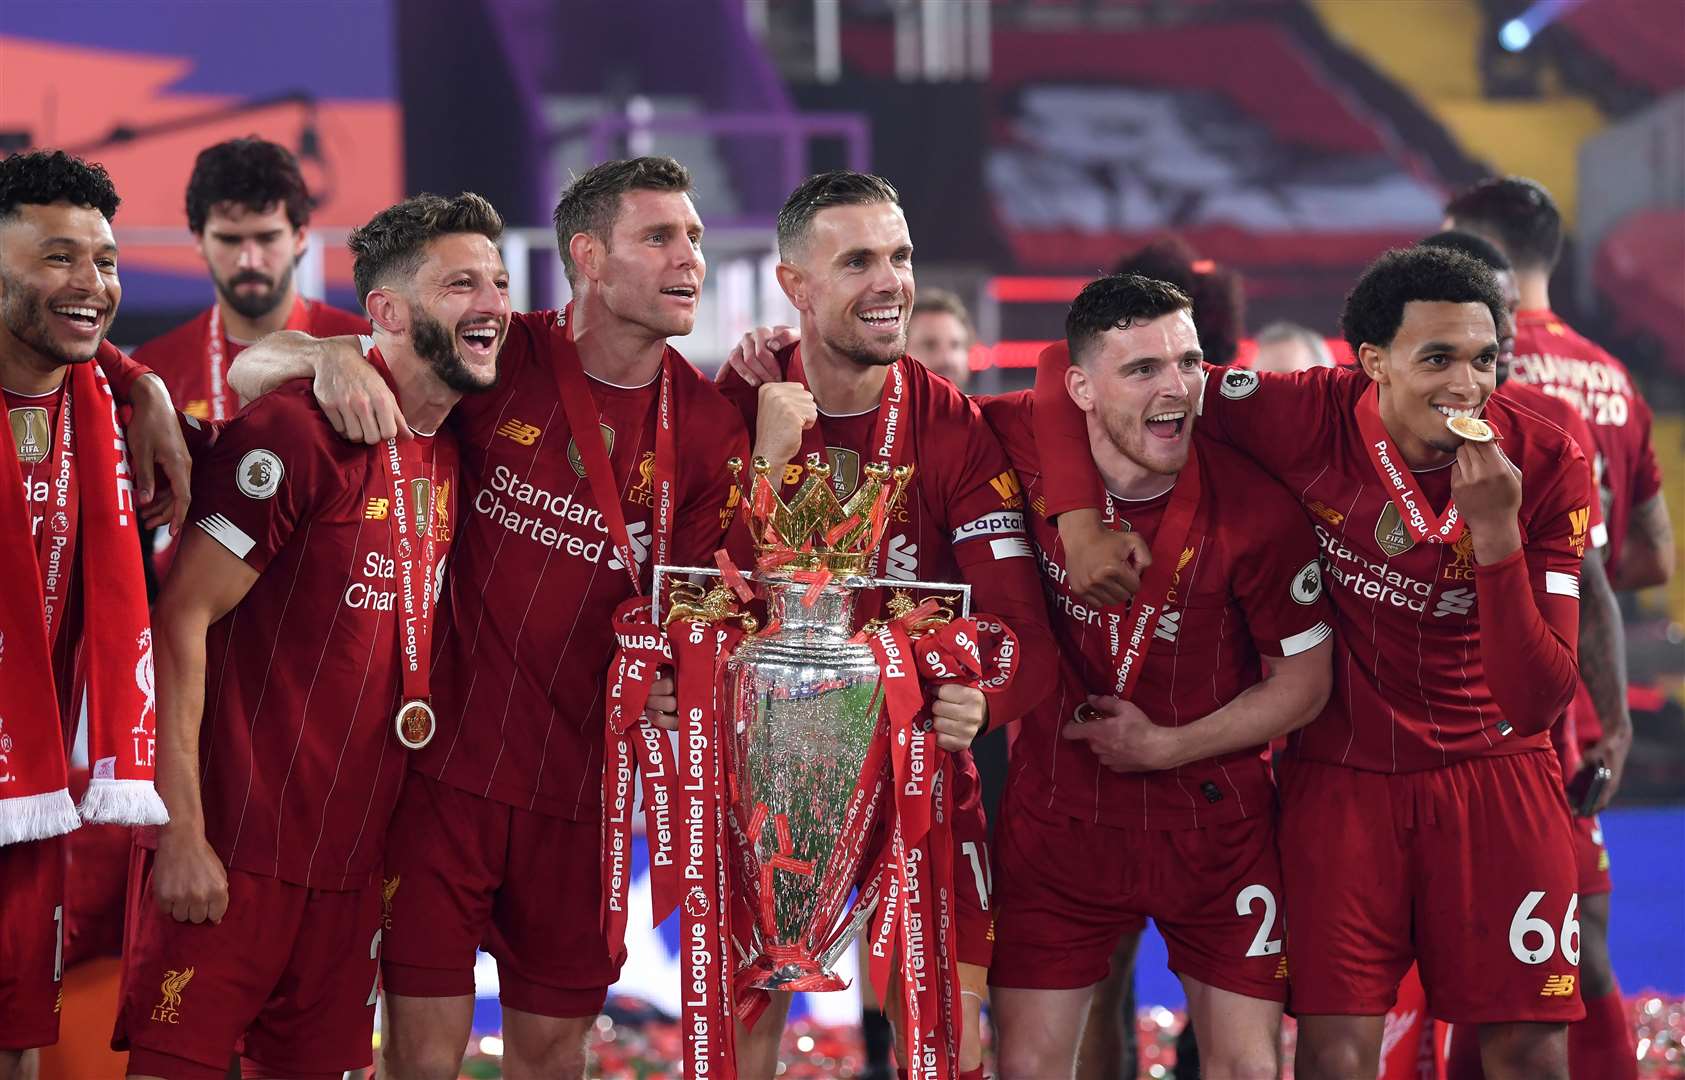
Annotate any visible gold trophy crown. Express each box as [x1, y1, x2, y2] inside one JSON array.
[[728, 456, 914, 576]]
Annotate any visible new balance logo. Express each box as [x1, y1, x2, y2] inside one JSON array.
[[364, 498, 390, 520], [1154, 609, 1181, 643], [496, 419, 542, 446], [1539, 974, 1576, 997], [1433, 588, 1475, 619]]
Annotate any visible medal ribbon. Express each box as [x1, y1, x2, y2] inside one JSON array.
[[366, 351, 438, 711], [32, 388, 79, 648], [1354, 382, 1466, 546], [550, 306, 676, 592], [785, 347, 908, 581], [206, 298, 311, 419], [1100, 443, 1202, 700]]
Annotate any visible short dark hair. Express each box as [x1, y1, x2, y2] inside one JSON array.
[[349, 192, 504, 306], [1340, 246, 1505, 358], [1418, 229, 1512, 274], [911, 287, 973, 341], [1111, 238, 1244, 366], [184, 137, 312, 233], [776, 170, 900, 260], [552, 156, 692, 286], [1065, 274, 1194, 365], [1443, 177, 1562, 272], [0, 151, 120, 223]]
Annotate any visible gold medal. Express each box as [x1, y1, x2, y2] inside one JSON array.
[[395, 699, 436, 749], [1446, 415, 1496, 443]]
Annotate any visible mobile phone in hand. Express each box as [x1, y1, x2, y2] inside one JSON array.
[[1566, 762, 1612, 818]]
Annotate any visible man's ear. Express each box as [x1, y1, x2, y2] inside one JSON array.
[[1357, 342, 1389, 385], [365, 287, 406, 335], [569, 231, 601, 286], [1065, 360, 1097, 414], [774, 261, 808, 313]]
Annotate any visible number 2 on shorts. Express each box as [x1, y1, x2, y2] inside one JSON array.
[[366, 927, 383, 1007], [1236, 884, 1282, 957], [961, 840, 992, 912]]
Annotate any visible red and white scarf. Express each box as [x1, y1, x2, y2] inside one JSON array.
[[0, 361, 167, 845]]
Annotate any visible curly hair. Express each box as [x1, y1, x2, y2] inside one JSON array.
[[1340, 246, 1505, 358], [1443, 177, 1562, 273], [1111, 238, 1245, 366], [1065, 273, 1193, 366], [184, 137, 312, 233], [349, 192, 504, 305], [777, 170, 900, 261], [0, 150, 120, 222], [552, 156, 692, 286]]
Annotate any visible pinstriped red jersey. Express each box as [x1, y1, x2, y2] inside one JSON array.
[[180, 381, 456, 890], [413, 310, 747, 819], [983, 390, 1333, 828]]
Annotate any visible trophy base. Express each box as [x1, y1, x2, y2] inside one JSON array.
[[742, 953, 849, 993]]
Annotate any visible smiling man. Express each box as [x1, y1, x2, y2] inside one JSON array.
[[712, 170, 1056, 1080], [224, 156, 748, 1080], [1035, 246, 1593, 1080], [978, 274, 1333, 1080], [115, 191, 507, 1080]]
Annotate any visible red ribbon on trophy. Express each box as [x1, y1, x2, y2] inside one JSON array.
[[601, 596, 684, 959], [671, 617, 746, 1080]]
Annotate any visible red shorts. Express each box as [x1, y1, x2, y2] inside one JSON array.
[[1279, 751, 1584, 1024], [380, 772, 619, 1018], [0, 835, 65, 1051], [1571, 813, 1612, 896], [988, 786, 1288, 1001], [951, 779, 994, 970], [115, 845, 381, 1078]]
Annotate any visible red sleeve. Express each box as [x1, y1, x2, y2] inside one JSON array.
[[1224, 470, 1335, 659], [95, 339, 156, 401], [186, 389, 340, 575], [1627, 393, 1664, 507], [670, 394, 750, 567], [1031, 342, 1104, 519], [942, 401, 1056, 728], [1475, 442, 1593, 736]]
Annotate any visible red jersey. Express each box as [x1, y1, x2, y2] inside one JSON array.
[[983, 390, 1333, 828], [1190, 365, 1592, 771], [174, 378, 457, 890], [716, 348, 1056, 732], [416, 309, 747, 820], [133, 297, 368, 422], [1510, 309, 1663, 577], [1496, 379, 1606, 550]]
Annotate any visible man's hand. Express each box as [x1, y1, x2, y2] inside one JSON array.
[[1580, 729, 1631, 813], [152, 823, 230, 924], [1452, 439, 1523, 564], [1061, 695, 1179, 773], [720, 325, 799, 386], [753, 382, 818, 470], [930, 684, 988, 751], [1054, 508, 1151, 607], [315, 342, 409, 445], [127, 374, 192, 534], [645, 673, 679, 731]]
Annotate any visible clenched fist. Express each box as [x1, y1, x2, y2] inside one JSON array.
[[753, 382, 819, 473]]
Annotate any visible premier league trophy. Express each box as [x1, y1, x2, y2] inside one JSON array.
[[655, 455, 966, 993]]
